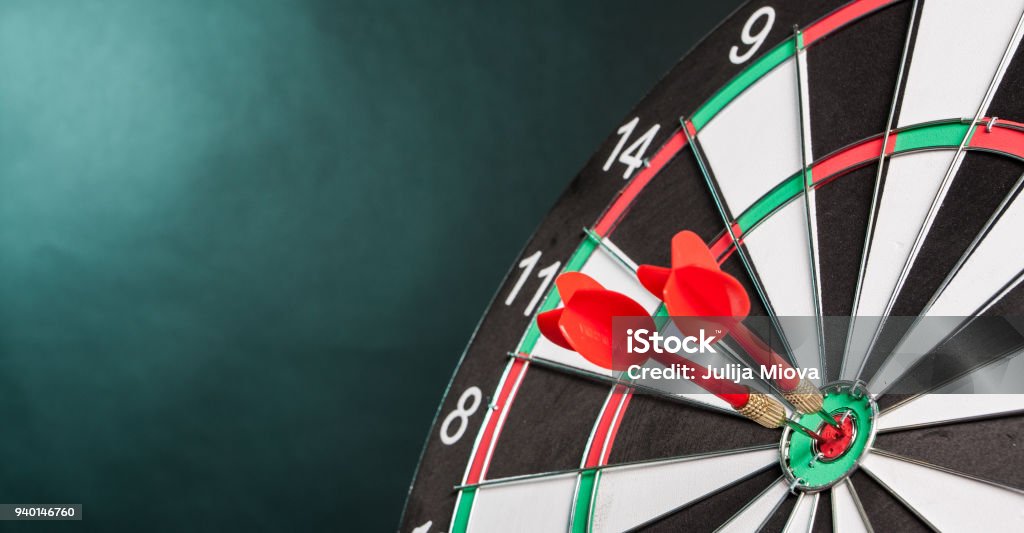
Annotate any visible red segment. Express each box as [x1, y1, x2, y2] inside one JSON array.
[[684, 120, 697, 138], [811, 136, 885, 184], [885, 130, 898, 154], [970, 121, 1024, 156], [817, 414, 856, 460], [804, 0, 898, 46], [583, 386, 633, 468], [593, 131, 688, 236], [465, 358, 529, 484]]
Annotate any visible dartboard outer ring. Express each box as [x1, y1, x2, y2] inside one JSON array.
[[401, 1, 1024, 531]]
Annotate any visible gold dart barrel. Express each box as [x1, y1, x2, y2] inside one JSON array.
[[736, 393, 787, 429], [782, 379, 824, 414]]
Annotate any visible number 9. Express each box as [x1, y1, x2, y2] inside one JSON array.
[[729, 6, 775, 65]]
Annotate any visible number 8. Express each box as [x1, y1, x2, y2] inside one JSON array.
[[729, 6, 775, 65], [440, 386, 483, 445]]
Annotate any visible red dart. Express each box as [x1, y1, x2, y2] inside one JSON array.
[[536, 272, 788, 428], [537, 272, 606, 351], [539, 273, 649, 370], [640, 231, 803, 393]]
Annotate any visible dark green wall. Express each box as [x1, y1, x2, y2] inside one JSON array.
[[0, 1, 741, 530]]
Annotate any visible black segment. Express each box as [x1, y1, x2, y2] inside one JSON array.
[[485, 366, 608, 478], [608, 394, 777, 465], [812, 489, 833, 533], [808, 0, 912, 158], [875, 415, 1024, 490]]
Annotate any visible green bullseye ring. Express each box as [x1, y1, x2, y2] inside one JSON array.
[[780, 382, 877, 492]]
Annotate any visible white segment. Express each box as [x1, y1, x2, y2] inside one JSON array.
[[716, 478, 790, 533], [878, 394, 1024, 432], [698, 58, 802, 215], [590, 447, 776, 532], [466, 473, 577, 533], [876, 349, 1024, 432], [783, 493, 818, 533], [844, 151, 955, 380], [532, 244, 661, 376], [870, 188, 1024, 390], [896, 0, 1024, 127], [744, 200, 820, 381], [832, 480, 872, 533], [861, 451, 1024, 531]]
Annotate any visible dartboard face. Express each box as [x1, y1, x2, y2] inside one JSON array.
[[401, 1, 1024, 531]]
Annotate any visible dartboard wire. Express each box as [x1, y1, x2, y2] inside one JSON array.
[[454, 443, 778, 491], [863, 175, 1024, 395], [863, 449, 1024, 507], [793, 25, 829, 383], [853, 7, 1024, 385], [712, 475, 789, 532], [870, 267, 1024, 398], [905, 170, 1024, 329], [591, 0, 900, 241], [877, 6, 1024, 319], [581, 227, 801, 408], [681, 118, 803, 380], [876, 344, 1024, 421], [782, 491, 819, 532], [619, 463, 782, 533], [702, 119, 1024, 264], [833, 478, 874, 533], [842, 0, 921, 382]]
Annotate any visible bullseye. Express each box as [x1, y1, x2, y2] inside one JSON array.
[[814, 412, 856, 461]]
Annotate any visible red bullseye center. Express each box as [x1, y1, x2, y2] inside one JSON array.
[[815, 413, 856, 460]]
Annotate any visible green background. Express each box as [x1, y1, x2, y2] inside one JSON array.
[[0, 1, 741, 530]]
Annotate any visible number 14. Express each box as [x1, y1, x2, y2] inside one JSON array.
[[603, 117, 660, 179]]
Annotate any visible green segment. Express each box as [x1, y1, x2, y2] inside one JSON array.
[[571, 470, 598, 533], [451, 487, 476, 533], [894, 122, 970, 152], [737, 171, 803, 232], [691, 39, 796, 130], [653, 303, 670, 330], [785, 388, 874, 489], [518, 238, 598, 354]]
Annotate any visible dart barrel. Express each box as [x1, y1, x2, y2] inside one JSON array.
[[736, 393, 787, 429]]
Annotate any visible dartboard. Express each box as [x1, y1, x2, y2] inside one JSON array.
[[401, 1, 1024, 531]]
